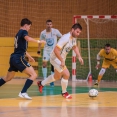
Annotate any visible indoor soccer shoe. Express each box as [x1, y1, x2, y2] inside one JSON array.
[[94, 82, 99, 87], [18, 92, 32, 100], [62, 92, 72, 99], [37, 81, 43, 93]]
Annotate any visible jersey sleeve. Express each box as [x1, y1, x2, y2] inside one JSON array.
[[98, 49, 104, 57], [40, 32, 45, 41], [56, 36, 68, 49], [112, 49, 117, 56], [55, 29, 62, 38], [22, 30, 28, 38]]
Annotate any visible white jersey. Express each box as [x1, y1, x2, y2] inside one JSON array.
[[40, 28, 62, 52], [51, 32, 77, 60]]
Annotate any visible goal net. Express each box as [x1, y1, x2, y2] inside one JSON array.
[[73, 15, 117, 81]]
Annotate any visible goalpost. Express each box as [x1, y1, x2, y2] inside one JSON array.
[[72, 15, 117, 81]]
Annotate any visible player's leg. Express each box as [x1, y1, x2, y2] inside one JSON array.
[[94, 60, 109, 86], [61, 68, 72, 99], [42, 50, 49, 79], [37, 69, 61, 93], [94, 68, 106, 86], [42, 61, 48, 79], [112, 61, 117, 76], [50, 64, 54, 87], [19, 66, 37, 99], [13, 55, 37, 100], [37, 58, 62, 93], [0, 56, 16, 87], [0, 71, 15, 86]]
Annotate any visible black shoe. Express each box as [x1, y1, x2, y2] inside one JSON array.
[[94, 82, 98, 87]]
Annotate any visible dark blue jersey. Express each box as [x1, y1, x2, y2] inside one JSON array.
[[12, 29, 28, 56]]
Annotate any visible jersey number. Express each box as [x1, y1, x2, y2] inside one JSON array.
[[14, 36, 18, 48]]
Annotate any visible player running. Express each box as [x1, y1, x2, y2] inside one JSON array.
[[37, 23, 84, 99], [0, 18, 46, 99]]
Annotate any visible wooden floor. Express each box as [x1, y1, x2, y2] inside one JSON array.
[[0, 79, 117, 117]]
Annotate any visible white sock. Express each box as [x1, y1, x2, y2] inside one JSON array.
[[42, 67, 47, 79], [41, 74, 55, 86], [61, 78, 68, 93]]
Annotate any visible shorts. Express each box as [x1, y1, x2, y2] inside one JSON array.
[[50, 58, 66, 73], [42, 50, 51, 61], [8, 55, 31, 72], [102, 59, 117, 69]]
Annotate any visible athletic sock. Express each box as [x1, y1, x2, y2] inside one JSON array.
[[42, 67, 47, 79], [51, 71, 54, 75], [21, 79, 33, 93], [41, 74, 55, 86], [61, 78, 68, 93], [0, 78, 6, 86]]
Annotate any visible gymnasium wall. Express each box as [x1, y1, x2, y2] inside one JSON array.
[[0, 37, 40, 78], [0, 0, 116, 37], [0, 0, 117, 79]]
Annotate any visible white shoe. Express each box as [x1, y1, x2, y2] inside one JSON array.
[[18, 92, 32, 100]]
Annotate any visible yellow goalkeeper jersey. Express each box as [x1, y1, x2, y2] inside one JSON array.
[[99, 48, 117, 61]]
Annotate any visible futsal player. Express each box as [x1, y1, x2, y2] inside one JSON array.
[[94, 44, 117, 86], [37, 20, 62, 87], [0, 18, 46, 99], [37, 23, 84, 99]]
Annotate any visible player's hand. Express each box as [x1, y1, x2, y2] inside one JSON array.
[[40, 40, 46, 44], [60, 60, 65, 69], [28, 57, 35, 62], [37, 51, 41, 57], [95, 64, 100, 70], [78, 56, 84, 65]]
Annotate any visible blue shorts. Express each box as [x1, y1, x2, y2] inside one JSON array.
[[8, 55, 31, 72]]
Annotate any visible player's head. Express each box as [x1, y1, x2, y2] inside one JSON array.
[[71, 23, 82, 38], [46, 19, 53, 30], [104, 43, 111, 54], [20, 18, 32, 31]]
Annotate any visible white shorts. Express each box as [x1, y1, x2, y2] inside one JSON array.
[[50, 58, 66, 73], [42, 50, 51, 61]]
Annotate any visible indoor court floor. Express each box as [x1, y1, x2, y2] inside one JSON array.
[[0, 79, 117, 117]]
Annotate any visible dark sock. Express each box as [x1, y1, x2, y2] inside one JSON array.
[[21, 79, 33, 93], [0, 78, 6, 86]]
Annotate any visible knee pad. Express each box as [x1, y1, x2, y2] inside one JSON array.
[[99, 68, 106, 76]]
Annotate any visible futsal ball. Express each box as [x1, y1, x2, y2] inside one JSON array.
[[89, 89, 98, 97]]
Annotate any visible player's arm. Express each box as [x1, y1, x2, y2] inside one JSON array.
[[56, 29, 62, 38], [24, 35, 46, 44], [37, 33, 45, 55], [72, 45, 84, 65], [25, 51, 35, 62], [54, 36, 67, 68], [54, 46, 65, 68], [37, 43, 41, 55], [54, 46, 63, 62], [96, 52, 101, 69], [112, 49, 117, 57]]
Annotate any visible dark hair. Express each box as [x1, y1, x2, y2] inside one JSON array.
[[46, 19, 52, 23], [105, 43, 111, 47], [72, 23, 82, 30], [20, 18, 32, 26]]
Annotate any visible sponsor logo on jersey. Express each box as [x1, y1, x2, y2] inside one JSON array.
[[46, 38, 54, 46]]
